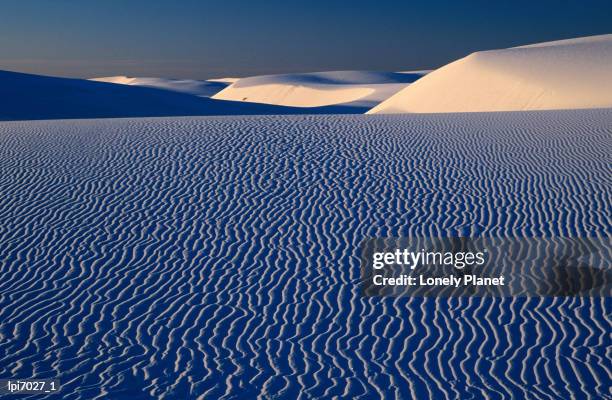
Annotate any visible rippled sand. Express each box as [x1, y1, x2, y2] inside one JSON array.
[[0, 110, 610, 398]]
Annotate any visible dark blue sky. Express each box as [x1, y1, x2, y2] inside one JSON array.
[[1, 0, 611, 79]]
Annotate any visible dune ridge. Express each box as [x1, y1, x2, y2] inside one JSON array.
[[0, 110, 610, 398], [0, 70, 367, 121], [90, 76, 236, 98], [213, 70, 427, 109], [369, 34, 612, 113]]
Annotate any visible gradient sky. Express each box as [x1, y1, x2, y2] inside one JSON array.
[[1, 0, 611, 79]]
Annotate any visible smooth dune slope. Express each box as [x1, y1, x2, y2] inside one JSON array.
[[90, 76, 236, 97], [369, 34, 612, 113], [0, 70, 342, 121], [0, 110, 610, 399], [213, 70, 427, 110]]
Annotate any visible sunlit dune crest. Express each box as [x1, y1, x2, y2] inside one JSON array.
[[369, 34, 612, 113]]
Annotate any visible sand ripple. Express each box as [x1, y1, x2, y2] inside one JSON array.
[[0, 110, 610, 398]]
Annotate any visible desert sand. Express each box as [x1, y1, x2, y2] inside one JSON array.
[[369, 34, 612, 113], [212, 70, 427, 109], [3, 35, 610, 119], [0, 33, 610, 399], [0, 111, 609, 398], [91, 76, 236, 97], [0, 70, 338, 120]]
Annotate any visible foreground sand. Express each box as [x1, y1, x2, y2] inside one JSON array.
[[0, 111, 609, 398]]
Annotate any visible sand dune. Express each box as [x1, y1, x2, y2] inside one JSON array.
[[0, 70, 357, 121], [213, 70, 427, 110], [91, 76, 235, 97], [369, 34, 612, 113], [0, 110, 609, 398], [0, 69, 403, 121]]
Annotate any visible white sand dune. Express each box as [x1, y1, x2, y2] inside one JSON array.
[[0, 110, 610, 398], [2, 69, 418, 121], [91, 76, 235, 97], [0, 70, 334, 121], [212, 70, 428, 108], [369, 34, 612, 114]]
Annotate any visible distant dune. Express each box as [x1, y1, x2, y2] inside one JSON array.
[[0, 70, 349, 121], [369, 34, 612, 113], [4, 34, 612, 120], [212, 70, 428, 109], [90, 76, 236, 98]]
